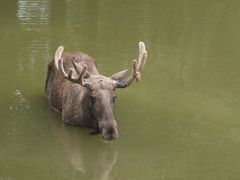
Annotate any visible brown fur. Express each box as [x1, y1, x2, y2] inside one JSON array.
[[45, 51, 120, 140], [45, 42, 147, 140], [45, 52, 99, 126]]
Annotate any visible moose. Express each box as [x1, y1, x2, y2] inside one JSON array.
[[45, 42, 148, 140]]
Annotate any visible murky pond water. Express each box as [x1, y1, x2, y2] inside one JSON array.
[[1, 0, 240, 179]]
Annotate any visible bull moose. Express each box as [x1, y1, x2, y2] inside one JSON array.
[[45, 42, 148, 140]]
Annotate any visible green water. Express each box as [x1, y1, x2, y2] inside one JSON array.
[[1, 0, 240, 179]]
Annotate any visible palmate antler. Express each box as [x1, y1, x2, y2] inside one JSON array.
[[115, 42, 148, 88], [54, 46, 87, 86]]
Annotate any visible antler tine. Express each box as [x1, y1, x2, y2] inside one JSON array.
[[58, 57, 69, 78], [54, 46, 87, 86], [115, 42, 147, 88], [126, 59, 138, 84], [54, 46, 64, 71], [137, 42, 147, 71], [74, 64, 87, 86], [136, 41, 148, 81]]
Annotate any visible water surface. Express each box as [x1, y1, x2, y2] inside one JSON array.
[[1, 0, 240, 179]]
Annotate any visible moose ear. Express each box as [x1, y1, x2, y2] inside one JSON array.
[[110, 69, 128, 81]]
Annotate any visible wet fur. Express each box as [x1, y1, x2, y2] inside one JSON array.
[[45, 52, 99, 128]]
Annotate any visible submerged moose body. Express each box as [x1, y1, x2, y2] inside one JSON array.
[[45, 42, 148, 140]]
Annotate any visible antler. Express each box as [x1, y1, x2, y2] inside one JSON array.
[[116, 42, 148, 88], [54, 46, 87, 86]]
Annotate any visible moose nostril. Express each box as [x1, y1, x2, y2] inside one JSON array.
[[108, 127, 115, 134]]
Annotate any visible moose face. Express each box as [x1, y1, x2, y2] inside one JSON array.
[[85, 75, 119, 140]]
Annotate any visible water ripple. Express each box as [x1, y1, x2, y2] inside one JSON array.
[[9, 89, 30, 112], [17, 0, 49, 31]]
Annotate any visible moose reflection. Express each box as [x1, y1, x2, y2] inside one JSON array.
[[54, 124, 118, 180], [45, 42, 148, 140]]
